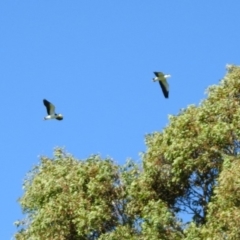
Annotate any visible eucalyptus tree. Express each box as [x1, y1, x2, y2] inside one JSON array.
[[15, 65, 240, 239]]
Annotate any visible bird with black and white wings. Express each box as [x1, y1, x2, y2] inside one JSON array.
[[43, 99, 63, 120], [153, 72, 171, 98]]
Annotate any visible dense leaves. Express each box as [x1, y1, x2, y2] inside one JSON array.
[[143, 65, 240, 226], [15, 65, 240, 239]]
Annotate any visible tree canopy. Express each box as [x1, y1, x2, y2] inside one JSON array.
[[15, 65, 240, 239]]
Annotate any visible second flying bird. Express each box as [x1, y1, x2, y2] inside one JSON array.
[[153, 72, 171, 98]]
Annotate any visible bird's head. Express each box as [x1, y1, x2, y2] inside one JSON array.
[[164, 74, 171, 78], [56, 114, 63, 120]]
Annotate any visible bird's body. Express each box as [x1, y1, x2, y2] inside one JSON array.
[[43, 99, 63, 120], [153, 72, 171, 98]]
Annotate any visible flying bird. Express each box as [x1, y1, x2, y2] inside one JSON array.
[[153, 72, 171, 98], [43, 99, 63, 120]]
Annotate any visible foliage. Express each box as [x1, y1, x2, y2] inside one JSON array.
[[15, 150, 120, 239], [15, 65, 240, 239], [143, 65, 240, 226]]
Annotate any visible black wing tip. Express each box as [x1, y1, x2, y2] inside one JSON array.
[[162, 89, 169, 98], [43, 99, 49, 105], [154, 71, 163, 76], [159, 82, 169, 99]]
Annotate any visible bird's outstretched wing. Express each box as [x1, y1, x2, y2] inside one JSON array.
[[43, 99, 55, 115], [159, 80, 169, 98], [154, 72, 164, 78]]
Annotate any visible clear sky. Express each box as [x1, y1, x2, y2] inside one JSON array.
[[1, 1, 240, 239]]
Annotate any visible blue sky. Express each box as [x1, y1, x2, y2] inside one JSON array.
[[1, 1, 240, 239]]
